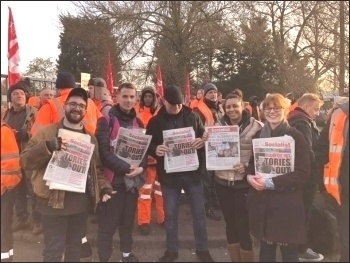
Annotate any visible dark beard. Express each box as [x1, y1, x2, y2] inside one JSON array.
[[65, 109, 84, 124]]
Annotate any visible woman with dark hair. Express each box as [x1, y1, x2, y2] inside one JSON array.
[[213, 91, 264, 261], [246, 93, 311, 262]]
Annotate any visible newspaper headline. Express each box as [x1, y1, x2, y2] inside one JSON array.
[[252, 135, 295, 178], [205, 125, 241, 170], [111, 127, 152, 166], [163, 127, 199, 173], [43, 129, 94, 192]]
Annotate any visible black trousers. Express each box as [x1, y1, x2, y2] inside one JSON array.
[[97, 188, 138, 262], [215, 182, 252, 250], [1, 190, 15, 262], [41, 212, 87, 262], [260, 240, 298, 262], [298, 182, 317, 253]]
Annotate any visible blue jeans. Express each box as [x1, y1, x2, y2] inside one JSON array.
[[162, 175, 208, 252]]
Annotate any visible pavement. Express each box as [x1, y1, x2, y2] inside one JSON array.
[[12, 197, 340, 262], [13, 197, 228, 249]]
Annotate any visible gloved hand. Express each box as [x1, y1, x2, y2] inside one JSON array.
[[46, 137, 62, 153], [15, 129, 29, 141]]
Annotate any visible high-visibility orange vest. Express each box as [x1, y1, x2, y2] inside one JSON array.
[[323, 108, 348, 204], [190, 98, 201, 109], [196, 100, 215, 126], [1, 121, 22, 195], [137, 106, 160, 165], [30, 89, 102, 135], [289, 101, 298, 111], [137, 106, 160, 128], [28, 96, 41, 109]]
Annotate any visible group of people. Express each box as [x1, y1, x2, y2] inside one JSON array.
[[1, 71, 348, 263]]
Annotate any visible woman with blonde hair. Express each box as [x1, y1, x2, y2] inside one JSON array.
[[246, 93, 311, 262]]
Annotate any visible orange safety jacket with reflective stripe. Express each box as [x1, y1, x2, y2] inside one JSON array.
[[30, 89, 102, 135], [137, 106, 160, 165], [196, 100, 215, 126], [28, 96, 41, 109], [323, 108, 348, 204], [1, 122, 22, 195]]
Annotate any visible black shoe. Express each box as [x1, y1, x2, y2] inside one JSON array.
[[121, 253, 139, 262], [196, 250, 214, 262], [80, 241, 92, 259], [206, 208, 221, 221], [138, 224, 150, 235], [158, 250, 178, 262]]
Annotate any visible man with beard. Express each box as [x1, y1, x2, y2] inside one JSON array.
[[194, 83, 224, 221], [20, 88, 113, 262], [30, 72, 101, 258]]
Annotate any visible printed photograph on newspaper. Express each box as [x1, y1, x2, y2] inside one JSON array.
[[252, 135, 295, 178], [163, 127, 199, 173], [43, 129, 94, 192], [205, 126, 240, 170], [111, 127, 152, 166]]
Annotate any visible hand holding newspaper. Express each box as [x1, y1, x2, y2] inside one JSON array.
[[43, 129, 94, 193], [163, 127, 199, 173], [205, 126, 240, 170], [252, 135, 295, 178]]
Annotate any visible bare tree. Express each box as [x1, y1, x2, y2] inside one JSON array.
[[70, 1, 236, 87], [24, 57, 56, 79]]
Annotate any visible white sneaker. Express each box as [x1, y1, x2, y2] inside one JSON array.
[[298, 248, 324, 262]]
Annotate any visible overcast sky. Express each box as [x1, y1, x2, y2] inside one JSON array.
[[1, 1, 75, 75]]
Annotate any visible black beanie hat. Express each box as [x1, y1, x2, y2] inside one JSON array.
[[164, 85, 183, 104], [56, 72, 76, 90], [7, 80, 30, 102]]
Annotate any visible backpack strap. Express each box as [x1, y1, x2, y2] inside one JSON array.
[[21, 105, 36, 131]]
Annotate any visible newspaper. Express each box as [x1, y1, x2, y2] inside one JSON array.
[[252, 135, 295, 178], [205, 126, 240, 170], [163, 127, 199, 173], [111, 127, 152, 166], [44, 129, 94, 193]]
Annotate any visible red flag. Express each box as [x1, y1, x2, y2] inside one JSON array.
[[184, 72, 191, 100], [8, 7, 21, 86], [156, 65, 164, 97], [106, 51, 114, 94]]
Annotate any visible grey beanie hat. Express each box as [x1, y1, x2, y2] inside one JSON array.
[[203, 83, 217, 96]]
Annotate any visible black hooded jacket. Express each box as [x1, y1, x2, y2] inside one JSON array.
[[288, 107, 320, 184], [146, 105, 205, 186]]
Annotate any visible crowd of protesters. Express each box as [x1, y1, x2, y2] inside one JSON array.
[[1, 72, 348, 263]]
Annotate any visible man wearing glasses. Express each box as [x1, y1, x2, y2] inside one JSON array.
[[30, 72, 102, 259], [21, 88, 113, 262]]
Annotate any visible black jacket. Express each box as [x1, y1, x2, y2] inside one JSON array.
[[288, 107, 320, 184], [95, 104, 147, 189], [146, 105, 205, 186]]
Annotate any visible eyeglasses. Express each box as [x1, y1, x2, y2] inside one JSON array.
[[66, 102, 87, 110], [264, 106, 283, 112]]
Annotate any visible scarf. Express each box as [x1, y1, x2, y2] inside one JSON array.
[[260, 119, 290, 138]]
